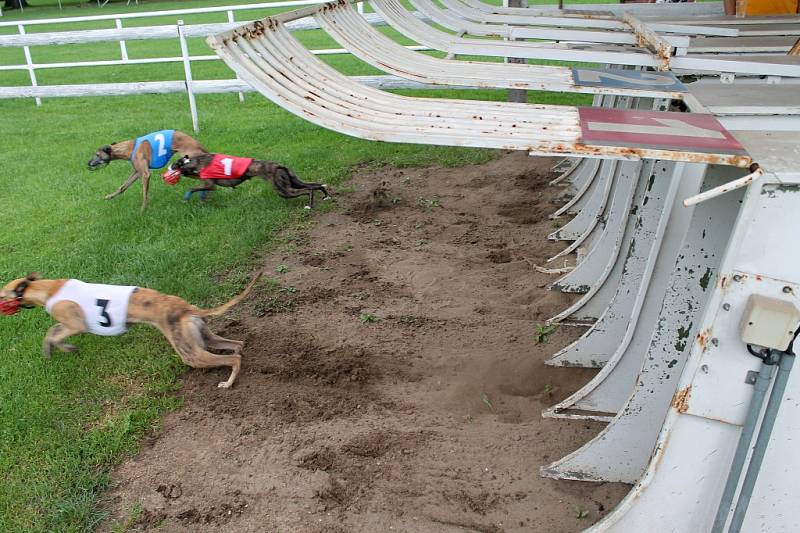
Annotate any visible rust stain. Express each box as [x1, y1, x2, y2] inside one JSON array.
[[671, 385, 692, 413], [696, 329, 710, 351]]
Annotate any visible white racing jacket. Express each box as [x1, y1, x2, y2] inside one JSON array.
[[45, 280, 138, 336]]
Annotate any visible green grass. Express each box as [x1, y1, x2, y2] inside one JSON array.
[[0, 1, 593, 531]]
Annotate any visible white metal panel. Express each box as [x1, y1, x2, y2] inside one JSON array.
[[591, 174, 800, 532], [547, 160, 678, 368], [548, 161, 641, 322], [550, 165, 616, 289], [549, 158, 603, 225], [547, 162, 705, 409], [541, 164, 743, 483], [548, 160, 618, 262]]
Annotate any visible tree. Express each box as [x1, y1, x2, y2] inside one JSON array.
[[4, 0, 30, 9]]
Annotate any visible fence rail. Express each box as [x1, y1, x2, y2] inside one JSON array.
[[0, 0, 326, 26], [0, 3, 440, 131]]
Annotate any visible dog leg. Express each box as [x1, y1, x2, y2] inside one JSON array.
[[192, 316, 243, 353], [42, 323, 83, 358], [166, 319, 242, 388], [203, 328, 244, 354], [285, 169, 330, 203], [105, 170, 140, 200], [44, 301, 87, 358], [192, 349, 242, 388], [183, 184, 215, 203], [128, 150, 153, 211], [275, 188, 317, 209], [140, 169, 152, 211]]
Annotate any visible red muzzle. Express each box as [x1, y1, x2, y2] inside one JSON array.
[[0, 299, 21, 316], [162, 168, 182, 185]]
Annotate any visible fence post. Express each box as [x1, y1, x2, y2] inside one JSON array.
[[357, 2, 364, 14], [227, 9, 245, 103], [177, 20, 199, 133], [116, 18, 129, 61], [18, 24, 41, 106]]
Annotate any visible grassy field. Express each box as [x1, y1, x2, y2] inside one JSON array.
[[0, 0, 594, 531]]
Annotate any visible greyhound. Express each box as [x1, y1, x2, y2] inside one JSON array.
[[88, 130, 207, 211], [0, 272, 262, 388], [165, 153, 330, 208]]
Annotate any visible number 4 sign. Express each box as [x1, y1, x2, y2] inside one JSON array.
[[578, 107, 747, 155]]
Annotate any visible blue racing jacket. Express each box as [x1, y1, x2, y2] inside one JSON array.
[[131, 130, 175, 169]]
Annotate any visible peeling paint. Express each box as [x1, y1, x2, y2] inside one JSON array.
[[675, 322, 692, 352], [699, 267, 712, 291]]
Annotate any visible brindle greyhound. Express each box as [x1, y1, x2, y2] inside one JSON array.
[[168, 153, 330, 208], [0, 272, 262, 388], [87, 130, 207, 211]]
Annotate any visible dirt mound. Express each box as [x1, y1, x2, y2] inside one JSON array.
[[102, 151, 628, 533]]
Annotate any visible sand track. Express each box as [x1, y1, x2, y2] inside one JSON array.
[[104, 152, 628, 532]]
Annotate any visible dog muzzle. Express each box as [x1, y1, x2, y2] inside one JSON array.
[[162, 168, 182, 185], [0, 299, 21, 316]]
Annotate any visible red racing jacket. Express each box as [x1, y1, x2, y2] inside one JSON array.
[[199, 154, 254, 180]]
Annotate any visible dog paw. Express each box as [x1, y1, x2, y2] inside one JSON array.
[[217, 381, 233, 389], [61, 344, 80, 353], [323, 196, 331, 201], [42, 344, 52, 359], [104, 194, 115, 201]]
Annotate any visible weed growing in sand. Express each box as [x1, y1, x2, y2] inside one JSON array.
[[543, 383, 554, 397], [360, 313, 377, 323], [481, 392, 494, 411], [575, 507, 590, 519], [534, 323, 559, 344], [418, 196, 442, 211], [253, 296, 295, 316], [551, 219, 563, 229], [276, 264, 289, 274]]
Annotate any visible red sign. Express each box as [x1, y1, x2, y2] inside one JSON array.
[[578, 107, 746, 155]]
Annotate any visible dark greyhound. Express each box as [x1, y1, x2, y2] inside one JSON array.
[[166, 153, 330, 208], [87, 130, 207, 211]]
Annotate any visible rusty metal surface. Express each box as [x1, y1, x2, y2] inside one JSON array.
[[623, 12, 672, 70], [314, 1, 687, 99], [208, 5, 751, 167]]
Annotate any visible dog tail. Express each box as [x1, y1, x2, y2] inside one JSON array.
[[194, 272, 263, 317]]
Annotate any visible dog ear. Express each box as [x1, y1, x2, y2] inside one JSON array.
[[102, 145, 113, 154], [25, 272, 40, 281]]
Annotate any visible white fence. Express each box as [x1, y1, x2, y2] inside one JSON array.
[[0, 0, 442, 131]]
